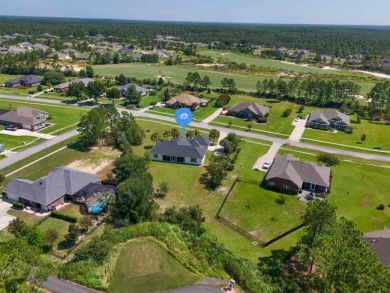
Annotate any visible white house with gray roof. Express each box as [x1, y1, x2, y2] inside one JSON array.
[[264, 154, 331, 194], [306, 109, 350, 130], [3, 167, 100, 212], [150, 136, 210, 166]]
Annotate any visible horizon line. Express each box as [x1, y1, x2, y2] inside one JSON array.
[[0, 15, 389, 27]]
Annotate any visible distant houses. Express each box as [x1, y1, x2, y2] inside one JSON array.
[[306, 109, 350, 130], [5, 75, 42, 88], [118, 46, 133, 54], [165, 94, 207, 109], [0, 106, 48, 131], [150, 136, 210, 166], [264, 154, 331, 194], [119, 83, 150, 97], [227, 102, 270, 119]]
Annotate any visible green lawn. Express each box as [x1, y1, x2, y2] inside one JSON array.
[[276, 149, 390, 233], [0, 85, 47, 96], [7, 209, 43, 226], [109, 240, 201, 293], [0, 230, 13, 242], [59, 203, 88, 219], [0, 99, 88, 134], [138, 95, 161, 109], [302, 118, 390, 152], [37, 217, 70, 249], [221, 182, 306, 242], [0, 133, 42, 150]]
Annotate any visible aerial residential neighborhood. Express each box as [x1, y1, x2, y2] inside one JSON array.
[[0, 3, 389, 293]]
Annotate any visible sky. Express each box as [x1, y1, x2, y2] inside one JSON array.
[[1, 0, 390, 25]]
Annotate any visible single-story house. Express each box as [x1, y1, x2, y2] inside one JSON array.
[[150, 136, 210, 166], [62, 42, 73, 47], [0, 106, 48, 131], [118, 47, 133, 54], [130, 53, 143, 61], [119, 83, 150, 97], [17, 42, 32, 49], [77, 53, 89, 61], [47, 53, 71, 60], [306, 109, 350, 130], [363, 229, 390, 266], [3, 167, 100, 212], [165, 94, 207, 109], [71, 182, 116, 214], [227, 102, 270, 119], [277, 47, 288, 53], [5, 75, 42, 88], [54, 78, 95, 92], [264, 154, 331, 194], [32, 43, 49, 52]]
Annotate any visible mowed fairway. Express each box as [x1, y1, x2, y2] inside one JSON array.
[[109, 240, 200, 293]]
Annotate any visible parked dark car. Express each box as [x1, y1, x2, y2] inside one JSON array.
[[374, 146, 382, 150], [5, 125, 17, 131]]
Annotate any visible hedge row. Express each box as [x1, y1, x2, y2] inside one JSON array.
[[50, 210, 77, 223], [12, 201, 24, 210]]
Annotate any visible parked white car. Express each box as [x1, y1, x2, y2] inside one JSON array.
[[262, 161, 271, 169], [294, 117, 300, 122]]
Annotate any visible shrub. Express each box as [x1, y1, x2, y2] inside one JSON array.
[[215, 94, 231, 107], [28, 90, 35, 95], [227, 165, 235, 171], [51, 211, 78, 223], [12, 201, 24, 210], [283, 108, 292, 117], [126, 105, 135, 110], [275, 195, 288, 205], [377, 204, 385, 210], [149, 90, 157, 96]]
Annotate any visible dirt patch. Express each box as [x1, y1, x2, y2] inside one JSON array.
[[96, 163, 115, 180], [218, 186, 230, 195], [67, 159, 113, 174]]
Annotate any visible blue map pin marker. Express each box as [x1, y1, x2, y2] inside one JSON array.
[[175, 108, 193, 137]]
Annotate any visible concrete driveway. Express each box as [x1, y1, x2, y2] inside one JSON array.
[[0, 200, 16, 230], [42, 277, 97, 293], [0, 129, 55, 139], [252, 142, 282, 171], [288, 116, 308, 141]]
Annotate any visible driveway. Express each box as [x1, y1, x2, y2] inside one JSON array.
[[252, 142, 282, 171], [288, 116, 308, 142], [165, 285, 223, 293], [208, 131, 228, 153], [202, 108, 222, 123], [0, 129, 55, 139], [0, 200, 16, 230]]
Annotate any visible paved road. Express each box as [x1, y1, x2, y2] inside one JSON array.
[[42, 277, 96, 293], [1, 94, 390, 163], [0, 129, 78, 170], [165, 285, 223, 293]]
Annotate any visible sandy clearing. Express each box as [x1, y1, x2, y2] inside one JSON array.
[[352, 70, 390, 79], [66, 159, 113, 174]]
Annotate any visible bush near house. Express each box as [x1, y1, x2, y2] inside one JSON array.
[[12, 201, 25, 210], [50, 211, 78, 223]]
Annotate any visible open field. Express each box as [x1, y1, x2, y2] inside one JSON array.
[[0, 133, 43, 150], [0, 99, 88, 134], [302, 118, 390, 152], [276, 149, 390, 233], [93, 63, 374, 95], [109, 240, 201, 293], [220, 182, 306, 242]]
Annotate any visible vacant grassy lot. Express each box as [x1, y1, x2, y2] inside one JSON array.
[[302, 118, 390, 152], [0, 133, 41, 150], [109, 240, 201, 293], [0, 99, 88, 134], [221, 182, 306, 242], [276, 149, 390, 233]]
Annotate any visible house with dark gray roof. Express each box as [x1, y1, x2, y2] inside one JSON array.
[[150, 136, 210, 166], [5, 75, 42, 88], [363, 229, 390, 266], [119, 83, 150, 97], [3, 167, 100, 212], [32, 43, 49, 52], [306, 109, 350, 130], [77, 53, 89, 61], [264, 154, 331, 194], [118, 47, 133, 54], [227, 102, 270, 119], [0, 106, 48, 131], [54, 78, 95, 92]]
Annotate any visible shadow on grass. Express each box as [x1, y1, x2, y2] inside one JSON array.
[[58, 240, 74, 250]]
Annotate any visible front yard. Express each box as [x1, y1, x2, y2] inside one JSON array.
[[0, 133, 43, 150]]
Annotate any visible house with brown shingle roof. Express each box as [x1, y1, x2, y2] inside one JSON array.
[[165, 94, 207, 109], [0, 106, 48, 131], [264, 154, 331, 194], [227, 102, 270, 119]]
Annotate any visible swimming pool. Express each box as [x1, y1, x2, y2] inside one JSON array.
[[90, 201, 105, 215]]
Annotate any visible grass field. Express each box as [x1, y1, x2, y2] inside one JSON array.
[[93, 63, 374, 96], [0, 99, 88, 134], [0, 133, 42, 150], [276, 149, 390, 233], [302, 118, 390, 152], [109, 240, 201, 293], [220, 182, 306, 242]]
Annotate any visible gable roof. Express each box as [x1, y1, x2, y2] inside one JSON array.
[[265, 154, 331, 188], [32, 43, 49, 51], [228, 102, 270, 116], [118, 47, 133, 54], [150, 136, 210, 159], [0, 106, 47, 126], [307, 109, 350, 126], [363, 230, 390, 265], [118, 83, 150, 94], [3, 167, 99, 206], [54, 78, 94, 90], [165, 94, 207, 106], [5, 75, 42, 86]]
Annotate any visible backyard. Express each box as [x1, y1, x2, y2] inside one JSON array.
[[109, 240, 201, 293]]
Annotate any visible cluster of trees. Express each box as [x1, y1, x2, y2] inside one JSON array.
[[78, 106, 144, 150], [183, 72, 211, 91], [1, 18, 390, 54], [256, 78, 361, 108], [368, 81, 390, 120], [260, 201, 390, 292]]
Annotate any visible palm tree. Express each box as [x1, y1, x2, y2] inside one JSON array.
[[171, 128, 180, 138], [209, 129, 220, 145], [163, 130, 171, 141], [151, 132, 160, 144], [194, 130, 200, 137], [186, 130, 195, 139]]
